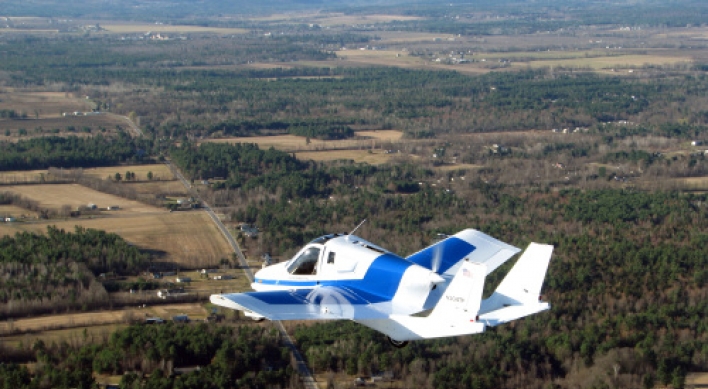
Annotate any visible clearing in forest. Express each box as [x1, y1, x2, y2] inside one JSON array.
[[0, 211, 232, 267], [205, 130, 404, 153], [79, 164, 174, 181], [1, 184, 161, 214], [294, 149, 395, 164], [99, 23, 247, 35]]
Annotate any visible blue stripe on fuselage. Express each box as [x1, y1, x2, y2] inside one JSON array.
[[253, 253, 412, 304], [405, 236, 476, 274]]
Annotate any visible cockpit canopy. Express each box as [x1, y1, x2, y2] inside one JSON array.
[[286, 246, 321, 275], [283, 233, 393, 277]]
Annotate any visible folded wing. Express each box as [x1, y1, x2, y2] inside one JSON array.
[[406, 228, 520, 276], [210, 286, 393, 321]]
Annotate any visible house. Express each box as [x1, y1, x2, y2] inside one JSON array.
[[157, 288, 186, 299], [240, 224, 259, 238]]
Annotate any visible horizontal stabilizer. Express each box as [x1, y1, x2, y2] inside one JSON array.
[[479, 243, 553, 326]]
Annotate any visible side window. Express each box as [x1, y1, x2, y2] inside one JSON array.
[[327, 252, 336, 264], [289, 247, 321, 275]]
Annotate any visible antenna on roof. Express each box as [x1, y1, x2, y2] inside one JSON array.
[[349, 219, 367, 236]]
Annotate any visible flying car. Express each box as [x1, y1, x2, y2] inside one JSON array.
[[210, 226, 553, 347]]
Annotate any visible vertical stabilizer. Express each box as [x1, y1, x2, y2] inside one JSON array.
[[478, 243, 553, 326]]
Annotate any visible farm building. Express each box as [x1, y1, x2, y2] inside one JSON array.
[[157, 288, 187, 299]]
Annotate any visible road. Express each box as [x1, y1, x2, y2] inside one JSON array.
[[106, 112, 144, 137], [166, 161, 318, 389]]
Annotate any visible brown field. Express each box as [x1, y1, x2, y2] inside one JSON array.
[[1, 184, 162, 214], [0, 324, 125, 349], [0, 182, 232, 266], [0, 169, 49, 183], [0, 90, 93, 119], [0, 211, 233, 266], [0, 165, 175, 188], [337, 49, 430, 68], [0, 204, 28, 218], [100, 23, 247, 35], [0, 303, 207, 335], [310, 13, 423, 25], [514, 53, 693, 70], [294, 149, 395, 164], [205, 130, 404, 152], [686, 373, 708, 388], [80, 164, 174, 181], [129, 180, 190, 196], [433, 163, 483, 172], [251, 12, 422, 25], [156, 270, 252, 295], [375, 31, 461, 44], [673, 177, 708, 191], [0, 115, 126, 137]]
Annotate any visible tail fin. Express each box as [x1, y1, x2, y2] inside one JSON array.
[[478, 243, 553, 326], [357, 261, 487, 341]]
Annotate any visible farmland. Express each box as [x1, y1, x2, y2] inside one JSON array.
[[1, 0, 708, 387]]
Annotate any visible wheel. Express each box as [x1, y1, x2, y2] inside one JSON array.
[[387, 337, 409, 348]]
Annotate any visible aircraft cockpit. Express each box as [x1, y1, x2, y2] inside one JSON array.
[[287, 246, 321, 275], [283, 233, 393, 277]]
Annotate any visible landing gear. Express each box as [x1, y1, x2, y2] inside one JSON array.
[[387, 337, 409, 348]]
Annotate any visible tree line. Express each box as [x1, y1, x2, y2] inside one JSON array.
[[0, 134, 152, 171], [0, 226, 149, 317], [0, 323, 292, 389]]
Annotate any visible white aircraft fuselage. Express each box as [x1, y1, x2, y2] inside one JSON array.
[[252, 233, 446, 315], [211, 229, 553, 345]]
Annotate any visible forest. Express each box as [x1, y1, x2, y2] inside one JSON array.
[[0, 134, 153, 171], [0, 226, 150, 317], [1, 1, 708, 388], [0, 323, 292, 389]]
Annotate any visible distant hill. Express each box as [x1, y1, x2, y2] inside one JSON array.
[[2, 0, 701, 19]]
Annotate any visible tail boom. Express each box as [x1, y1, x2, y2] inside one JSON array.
[[357, 261, 488, 342]]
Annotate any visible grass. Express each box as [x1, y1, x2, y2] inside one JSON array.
[[99, 23, 248, 35], [0, 324, 125, 348], [80, 164, 174, 181], [0, 209, 233, 268], [205, 130, 404, 151], [295, 149, 394, 164], [1, 183, 162, 213]]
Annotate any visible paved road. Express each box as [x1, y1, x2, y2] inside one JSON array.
[[167, 161, 318, 389]]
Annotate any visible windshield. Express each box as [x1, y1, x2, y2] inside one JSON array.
[[286, 246, 321, 275]]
